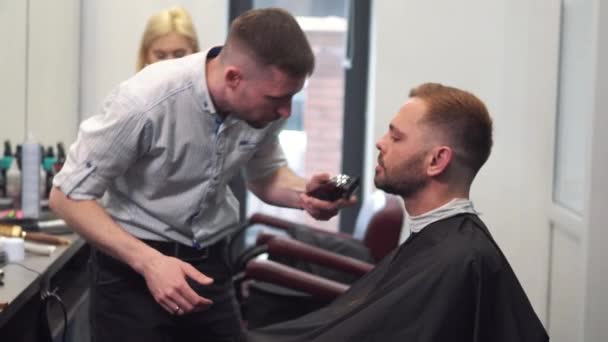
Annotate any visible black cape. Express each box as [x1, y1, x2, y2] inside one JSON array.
[[246, 213, 549, 342]]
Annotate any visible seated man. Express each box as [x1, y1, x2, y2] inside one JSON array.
[[246, 83, 548, 341]]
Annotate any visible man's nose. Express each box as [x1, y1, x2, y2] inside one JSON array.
[[375, 138, 384, 151], [277, 102, 292, 118]]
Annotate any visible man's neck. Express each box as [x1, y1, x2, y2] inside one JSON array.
[[402, 186, 469, 216], [205, 57, 229, 117]]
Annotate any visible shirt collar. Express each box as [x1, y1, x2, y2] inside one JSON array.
[[406, 198, 479, 234], [196, 46, 223, 115]]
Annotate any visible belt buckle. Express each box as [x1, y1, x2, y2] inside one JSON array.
[[175, 242, 209, 260], [198, 246, 209, 259]]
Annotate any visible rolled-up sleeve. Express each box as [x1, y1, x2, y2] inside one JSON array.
[[53, 87, 149, 200], [243, 121, 287, 180]]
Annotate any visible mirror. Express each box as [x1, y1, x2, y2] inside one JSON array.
[[0, 0, 227, 155], [0, 0, 80, 156], [79, 1, 228, 121], [0, 1, 29, 146]]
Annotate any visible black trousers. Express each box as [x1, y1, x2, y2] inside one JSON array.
[[89, 238, 244, 342]]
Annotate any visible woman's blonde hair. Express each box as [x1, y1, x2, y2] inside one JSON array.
[[136, 6, 200, 71]]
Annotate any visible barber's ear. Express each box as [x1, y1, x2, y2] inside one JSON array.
[[427, 146, 452, 176], [225, 67, 242, 89]]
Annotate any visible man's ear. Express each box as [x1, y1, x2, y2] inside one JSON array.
[[225, 66, 242, 89], [427, 146, 452, 176]]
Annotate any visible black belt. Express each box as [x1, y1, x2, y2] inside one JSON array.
[[142, 239, 227, 260]]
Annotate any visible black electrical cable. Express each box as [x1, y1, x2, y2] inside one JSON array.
[[42, 289, 68, 342], [7, 262, 42, 275], [6, 263, 67, 342]]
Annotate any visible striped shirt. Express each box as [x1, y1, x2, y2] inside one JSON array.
[[53, 48, 287, 247]]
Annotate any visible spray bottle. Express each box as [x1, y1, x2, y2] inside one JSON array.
[[21, 134, 41, 219]]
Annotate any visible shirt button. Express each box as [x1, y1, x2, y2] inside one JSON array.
[[85, 161, 92, 168], [192, 239, 202, 249]]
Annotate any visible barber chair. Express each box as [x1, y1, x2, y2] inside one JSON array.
[[230, 191, 404, 328]]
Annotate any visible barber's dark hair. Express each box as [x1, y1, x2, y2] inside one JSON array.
[[225, 8, 314, 77], [409, 83, 493, 176]]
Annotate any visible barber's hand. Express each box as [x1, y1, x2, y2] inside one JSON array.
[[300, 173, 357, 221], [141, 253, 214, 315]]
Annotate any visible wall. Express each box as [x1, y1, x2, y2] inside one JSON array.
[[366, 0, 561, 324], [584, 0, 608, 335], [582, 1, 608, 340]]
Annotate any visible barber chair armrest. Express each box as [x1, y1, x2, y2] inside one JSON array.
[[248, 213, 351, 239], [257, 233, 374, 276], [245, 259, 348, 299]]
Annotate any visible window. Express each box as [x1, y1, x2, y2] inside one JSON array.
[[230, 0, 370, 232], [553, 0, 593, 214]]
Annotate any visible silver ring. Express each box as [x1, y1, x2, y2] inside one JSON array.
[[174, 306, 181, 313]]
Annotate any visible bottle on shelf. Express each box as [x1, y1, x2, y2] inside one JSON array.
[[0, 141, 14, 198], [5, 155, 20, 205], [43, 146, 57, 199], [21, 134, 41, 219]]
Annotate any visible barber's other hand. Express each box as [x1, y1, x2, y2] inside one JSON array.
[[141, 253, 214, 315], [300, 173, 357, 221]]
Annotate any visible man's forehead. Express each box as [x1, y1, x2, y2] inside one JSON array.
[[268, 66, 306, 83], [393, 98, 427, 126], [264, 69, 306, 95]]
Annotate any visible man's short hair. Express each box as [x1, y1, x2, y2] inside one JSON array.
[[409, 83, 493, 176], [226, 8, 315, 78]]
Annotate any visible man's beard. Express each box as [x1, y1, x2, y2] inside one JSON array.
[[375, 150, 428, 198]]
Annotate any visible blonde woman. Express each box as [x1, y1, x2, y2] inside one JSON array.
[[136, 6, 200, 71]]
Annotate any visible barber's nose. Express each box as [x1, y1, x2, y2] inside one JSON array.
[[277, 102, 292, 118]]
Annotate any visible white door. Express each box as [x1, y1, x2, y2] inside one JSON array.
[[548, 0, 608, 340]]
